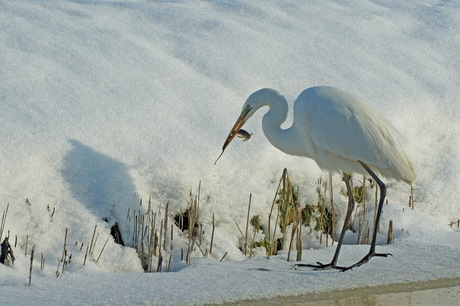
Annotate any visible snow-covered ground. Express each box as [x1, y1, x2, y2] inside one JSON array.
[[1, 0, 459, 304]]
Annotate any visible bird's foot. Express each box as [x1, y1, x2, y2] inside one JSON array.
[[294, 262, 347, 272], [295, 251, 392, 272], [341, 251, 393, 271]]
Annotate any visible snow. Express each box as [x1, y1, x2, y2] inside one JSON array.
[[1, 0, 459, 304]]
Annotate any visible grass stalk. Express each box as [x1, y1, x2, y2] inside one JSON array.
[[40, 252, 45, 270], [267, 169, 286, 257], [60, 228, 68, 263], [387, 220, 394, 244], [83, 245, 89, 266], [210, 213, 215, 255], [96, 238, 109, 263], [186, 194, 198, 265], [373, 186, 378, 234], [244, 194, 252, 256], [196, 181, 201, 225], [270, 202, 281, 257], [296, 216, 302, 261], [55, 261, 60, 277], [29, 245, 35, 286], [329, 174, 335, 246], [287, 216, 296, 261], [0, 203, 9, 241], [167, 254, 172, 272], [158, 219, 164, 271], [163, 202, 169, 250], [89, 225, 97, 255], [409, 185, 415, 210], [170, 224, 173, 251]]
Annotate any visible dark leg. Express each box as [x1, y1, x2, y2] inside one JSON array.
[[296, 173, 355, 270], [341, 161, 392, 271]]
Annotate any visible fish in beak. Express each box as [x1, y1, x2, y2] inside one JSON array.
[[222, 113, 247, 151], [214, 108, 251, 164]]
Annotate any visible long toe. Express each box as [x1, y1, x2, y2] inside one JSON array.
[[295, 262, 347, 271], [375, 252, 393, 257], [346, 252, 392, 270]]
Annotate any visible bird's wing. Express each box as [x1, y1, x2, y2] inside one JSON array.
[[294, 87, 398, 169]]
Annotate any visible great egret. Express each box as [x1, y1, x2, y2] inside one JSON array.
[[220, 86, 415, 271]]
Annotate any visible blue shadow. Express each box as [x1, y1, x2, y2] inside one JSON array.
[[62, 139, 136, 227]]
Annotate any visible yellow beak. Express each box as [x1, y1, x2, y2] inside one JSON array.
[[222, 112, 247, 151], [214, 111, 248, 165]]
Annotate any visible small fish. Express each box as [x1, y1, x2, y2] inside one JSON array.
[[214, 129, 253, 165], [237, 129, 252, 142]]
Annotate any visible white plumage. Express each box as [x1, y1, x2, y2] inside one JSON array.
[[220, 86, 415, 271]]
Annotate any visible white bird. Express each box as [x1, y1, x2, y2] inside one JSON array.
[[220, 86, 415, 271]]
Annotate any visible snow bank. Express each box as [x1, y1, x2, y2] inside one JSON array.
[[0, 0, 459, 304]]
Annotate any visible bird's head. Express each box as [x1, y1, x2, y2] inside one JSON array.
[[214, 89, 276, 165], [221, 89, 277, 151]]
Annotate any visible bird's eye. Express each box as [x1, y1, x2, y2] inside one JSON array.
[[243, 105, 252, 115]]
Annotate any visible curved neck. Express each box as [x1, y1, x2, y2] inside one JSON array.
[[260, 92, 306, 156]]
